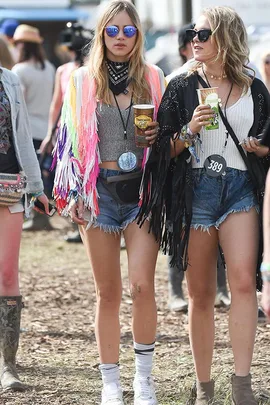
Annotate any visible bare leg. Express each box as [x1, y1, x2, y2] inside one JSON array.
[[124, 221, 159, 343], [80, 226, 122, 364], [0, 207, 23, 296], [219, 209, 258, 376], [186, 227, 218, 382]]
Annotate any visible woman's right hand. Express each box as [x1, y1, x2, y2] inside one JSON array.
[[189, 104, 215, 134], [68, 196, 85, 225]]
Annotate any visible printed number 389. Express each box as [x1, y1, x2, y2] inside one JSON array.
[[208, 160, 223, 173]]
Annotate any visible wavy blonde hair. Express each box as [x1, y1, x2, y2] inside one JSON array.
[[0, 35, 14, 70], [86, 0, 151, 104], [191, 6, 253, 92]]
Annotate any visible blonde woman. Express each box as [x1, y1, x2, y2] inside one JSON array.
[[138, 6, 270, 405], [53, 1, 165, 404]]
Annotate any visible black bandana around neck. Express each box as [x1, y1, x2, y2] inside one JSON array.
[[106, 59, 130, 95]]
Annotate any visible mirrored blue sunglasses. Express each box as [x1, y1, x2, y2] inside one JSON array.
[[105, 25, 137, 38]]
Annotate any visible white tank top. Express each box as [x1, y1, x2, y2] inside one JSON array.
[[193, 87, 253, 171]]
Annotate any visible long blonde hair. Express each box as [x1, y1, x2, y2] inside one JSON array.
[[87, 0, 151, 104], [191, 6, 253, 92], [0, 35, 14, 70]]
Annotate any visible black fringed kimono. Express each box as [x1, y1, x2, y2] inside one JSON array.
[[137, 72, 270, 285]]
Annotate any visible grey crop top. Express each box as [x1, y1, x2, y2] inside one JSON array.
[[97, 103, 144, 162]]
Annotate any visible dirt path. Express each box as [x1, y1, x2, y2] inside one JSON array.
[[1, 218, 269, 404]]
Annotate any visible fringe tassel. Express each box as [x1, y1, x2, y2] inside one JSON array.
[[137, 138, 192, 272]]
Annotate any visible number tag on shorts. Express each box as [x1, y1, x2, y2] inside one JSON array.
[[204, 154, 227, 177]]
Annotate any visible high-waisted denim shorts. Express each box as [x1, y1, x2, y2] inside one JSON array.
[[191, 168, 258, 231], [84, 168, 140, 233]]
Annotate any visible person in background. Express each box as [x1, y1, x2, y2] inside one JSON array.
[[260, 51, 270, 93], [261, 169, 270, 320], [260, 118, 270, 320], [0, 19, 19, 63], [0, 35, 14, 70], [166, 23, 230, 313], [12, 24, 55, 231], [40, 23, 94, 243], [0, 65, 49, 391], [53, 1, 165, 403], [166, 22, 194, 83]]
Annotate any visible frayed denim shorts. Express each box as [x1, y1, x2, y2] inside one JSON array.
[[191, 168, 259, 232], [84, 168, 140, 234]]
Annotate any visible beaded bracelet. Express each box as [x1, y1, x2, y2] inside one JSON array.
[[179, 125, 198, 147]]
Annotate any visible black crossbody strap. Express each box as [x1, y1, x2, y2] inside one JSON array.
[[218, 107, 250, 169]]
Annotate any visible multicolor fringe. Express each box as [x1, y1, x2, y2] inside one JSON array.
[[53, 64, 164, 220]]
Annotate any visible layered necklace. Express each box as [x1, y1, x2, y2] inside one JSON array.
[[203, 68, 227, 81], [106, 59, 130, 95]]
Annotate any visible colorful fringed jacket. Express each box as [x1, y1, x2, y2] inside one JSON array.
[[52, 64, 165, 220]]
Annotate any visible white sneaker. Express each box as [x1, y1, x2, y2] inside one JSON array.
[[101, 382, 124, 404], [133, 376, 157, 405], [168, 295, 188, 312], [214, 291, 231, 308]]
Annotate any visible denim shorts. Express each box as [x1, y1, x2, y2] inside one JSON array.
[[191, 168, 258, 231], [84, 168, 140, 233]]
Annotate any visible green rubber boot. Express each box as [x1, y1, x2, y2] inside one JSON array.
[[0, 296, 27, 391]]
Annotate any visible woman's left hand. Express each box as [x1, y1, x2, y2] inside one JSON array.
[[240, 136, 269, 157], [145, 121, 159, 145]]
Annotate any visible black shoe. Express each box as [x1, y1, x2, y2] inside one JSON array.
[[64, 230, 82, 243]]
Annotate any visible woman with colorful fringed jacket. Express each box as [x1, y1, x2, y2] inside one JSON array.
[[138, 6, 270, 405], [52, 1, 165, 404]]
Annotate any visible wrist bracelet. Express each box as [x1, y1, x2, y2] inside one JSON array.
[[178, 125, 199, 148]]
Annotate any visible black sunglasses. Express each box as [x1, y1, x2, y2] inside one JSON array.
[[186, 29, 212, 43]]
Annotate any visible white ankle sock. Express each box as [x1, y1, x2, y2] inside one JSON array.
[[134, 341, 155, 378], [99, 363, 120, 386]]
